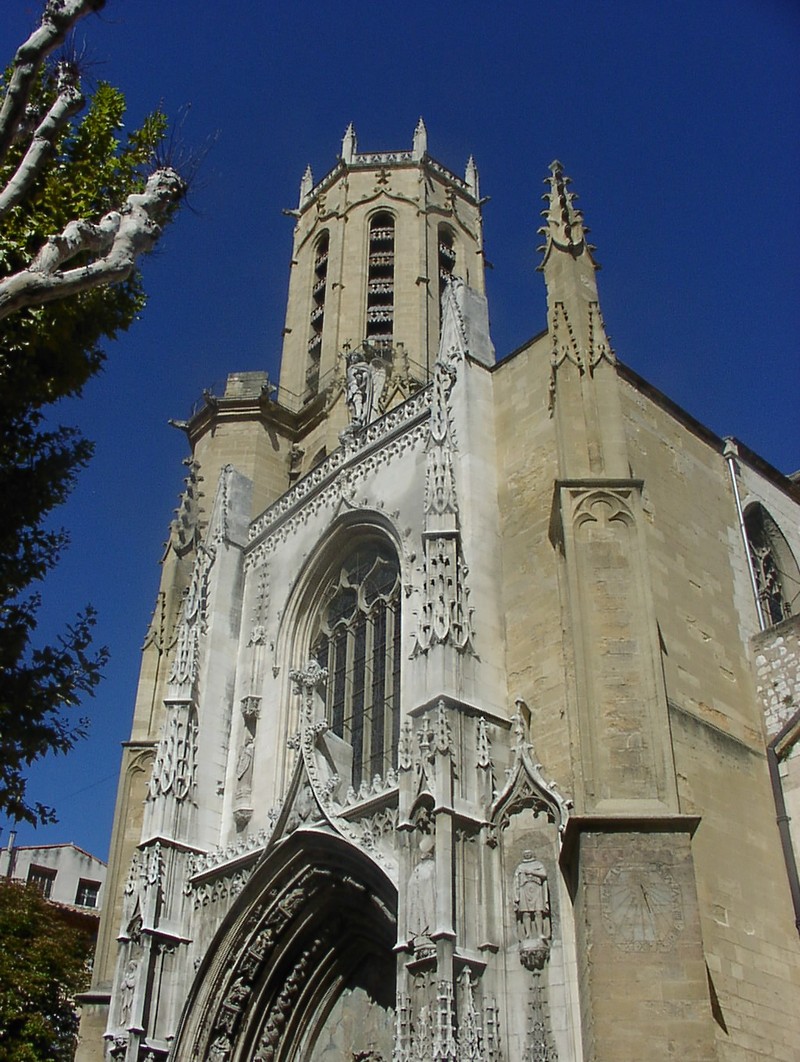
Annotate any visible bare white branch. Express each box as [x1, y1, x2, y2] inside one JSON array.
[[0, 72, 84, 219], [0, 0, 104, 166], [0, 168, 185, 320]]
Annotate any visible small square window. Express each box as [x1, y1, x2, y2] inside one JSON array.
[[28, 865, 56, 899], [75, 879, 100, 908]]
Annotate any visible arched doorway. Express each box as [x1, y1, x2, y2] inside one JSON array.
[[172, 833, 396, 1061]]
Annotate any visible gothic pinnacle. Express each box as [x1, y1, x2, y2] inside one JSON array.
[[341, 122, 357, 163], [412, 116, 428, 158], [537, 159, 598, 270], [465, 155, 480, 200], [299, 164, 313, 208]]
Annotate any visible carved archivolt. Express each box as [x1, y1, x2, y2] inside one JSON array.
[[173, 839, 397, 1062]]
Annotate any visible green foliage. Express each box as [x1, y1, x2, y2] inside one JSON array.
[[0, 878, 94, 1061], [0, 57, 176, 823]]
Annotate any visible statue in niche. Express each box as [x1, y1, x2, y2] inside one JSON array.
[[406, 831, 436, 955], [346, 353, 372, 428], [235, 736, 255, 793], [119, 959, 138, 1027], [514, 851, 551, 970]]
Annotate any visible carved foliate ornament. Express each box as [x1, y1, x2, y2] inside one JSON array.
[[168, 544, 214, 691], [148, 701, 197, 802], [489, 706, 571, 838], [414, 277, 477, 657]]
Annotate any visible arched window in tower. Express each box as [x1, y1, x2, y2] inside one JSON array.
[[307, 230, 329, 394], [744, 504, 799, 626], [312, 540, 401, 790], [438, 223, 457, 300], [366, 212, 395, 342]]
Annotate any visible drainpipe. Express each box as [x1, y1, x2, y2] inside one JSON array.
[[766, 710, 800, 934], [723, 437, 766, 630]]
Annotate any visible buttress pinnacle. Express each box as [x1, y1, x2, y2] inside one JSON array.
[[537, 160, 596, 265]]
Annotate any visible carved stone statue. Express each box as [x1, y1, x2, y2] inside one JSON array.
[[119, 959, 138, 1027], [514, 850, 550, 941], [346, 353, 372, 428], [236, 736, 255, 787], [406, 832, 436, 954], [343, 348, 388, 431], [514, 850, 552, 971]]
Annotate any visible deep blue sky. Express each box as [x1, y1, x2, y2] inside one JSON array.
[[2, 1, 798, 862]]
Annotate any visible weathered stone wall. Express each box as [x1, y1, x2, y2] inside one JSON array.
[[753, 614, 800, 736], [619, 378, 800, 1061]]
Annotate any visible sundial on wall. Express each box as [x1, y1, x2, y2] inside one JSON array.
[[601, 863, 684, 951]]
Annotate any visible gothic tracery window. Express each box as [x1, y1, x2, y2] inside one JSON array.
[[744, 504, 799, 626], [312, 541, 401, 789]]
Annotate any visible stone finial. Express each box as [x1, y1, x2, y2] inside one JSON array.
[[412, 116, 428, 159], [341, 122, 357, 163], [299, 164, 313, 207], [465, 155, 480, 200], [538, 159, 591, 257]]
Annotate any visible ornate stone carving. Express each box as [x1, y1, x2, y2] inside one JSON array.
[[414, 533, 475, 655], [148, 701, 197, 802], [168, 457, 204, 554], [344, 347, 389, 430], [190, 866, 253, 910], [247, 388, 430, 549], [523, 976, 557, 1062], [413, 278, 477, 657], [168, 544, 214, 691], [252, 941, 323, 1060], [489, 706, 571, 838], [514, 851, 551, 971]]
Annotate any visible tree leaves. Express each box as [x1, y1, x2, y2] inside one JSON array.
[[0, 879, 94, 1061], [0, 5, 182, 824]]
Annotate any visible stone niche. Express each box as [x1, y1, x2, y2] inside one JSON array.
[[500, 808, 576, 1062]]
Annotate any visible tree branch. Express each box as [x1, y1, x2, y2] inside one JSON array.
[[0, 66, 84, 219], [0, 167, 185, 319], [0, 0, 104, 167]]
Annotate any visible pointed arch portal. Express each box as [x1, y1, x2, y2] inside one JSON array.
[[173, 834, 396, 1061]]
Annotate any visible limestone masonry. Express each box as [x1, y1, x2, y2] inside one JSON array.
[[77, 123, 800, 1061]]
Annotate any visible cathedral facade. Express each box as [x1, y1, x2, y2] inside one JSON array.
[[78, 124, 800, 1061]]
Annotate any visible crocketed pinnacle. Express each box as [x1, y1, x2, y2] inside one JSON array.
[[537, 160, 597, 267]]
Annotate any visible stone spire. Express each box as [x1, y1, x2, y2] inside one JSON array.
[[299, 164, 313, 208], [412, 116, 428, 159], [341, 122, 357, 163], [465, 155, 479, 200], [538, 160, 624, 477]]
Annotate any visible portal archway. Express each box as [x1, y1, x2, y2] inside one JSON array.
[[172, 832, 396, 1061]]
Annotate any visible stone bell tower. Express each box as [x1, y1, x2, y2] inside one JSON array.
[[277, 119, 486, 417]]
